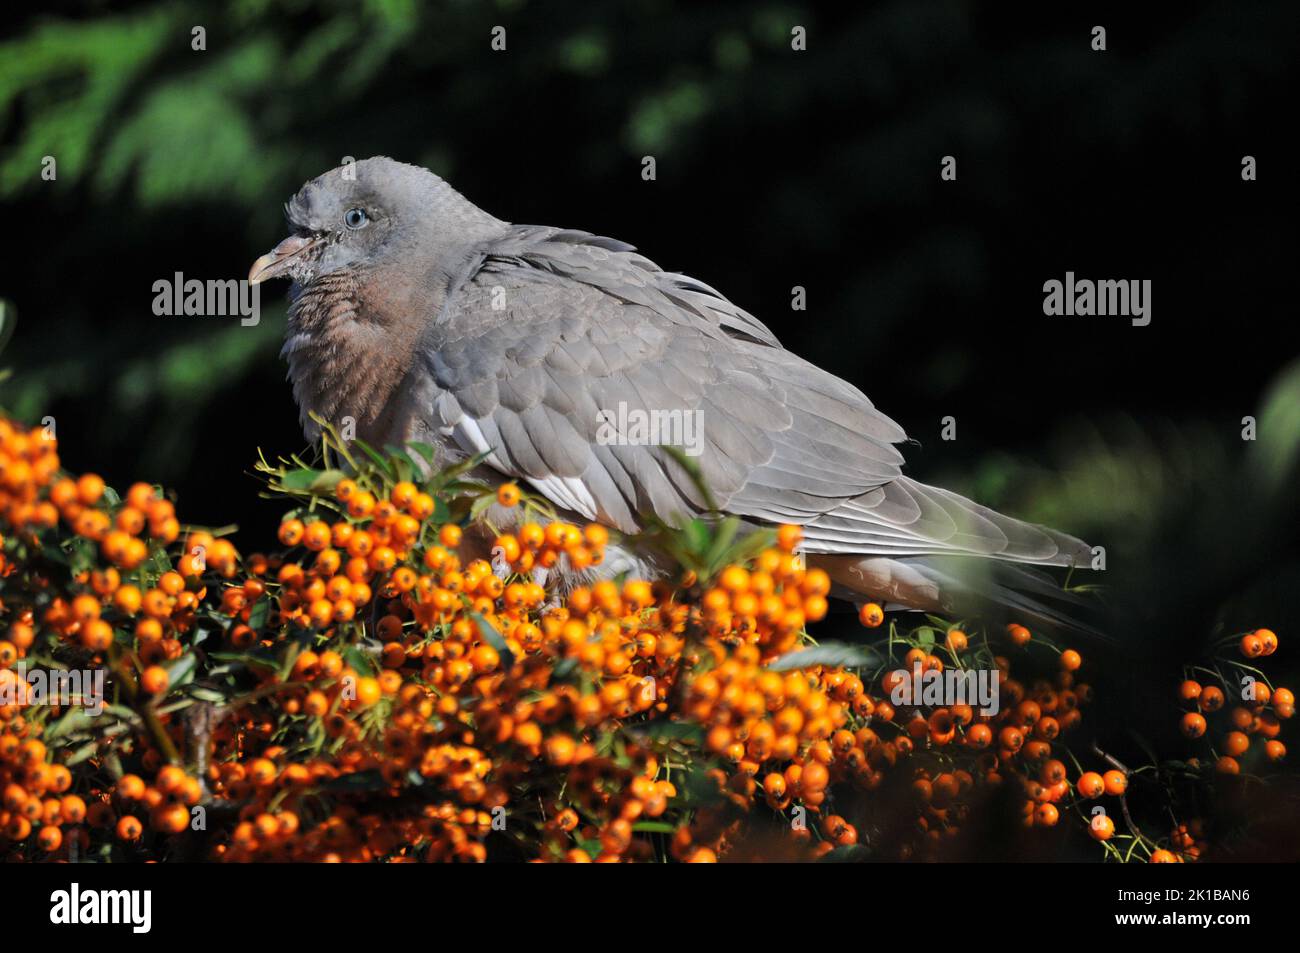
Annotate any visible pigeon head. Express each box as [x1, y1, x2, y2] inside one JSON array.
[[249, 156, 506, 287]]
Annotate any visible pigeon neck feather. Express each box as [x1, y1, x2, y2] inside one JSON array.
[[284, 260, 445, 446]]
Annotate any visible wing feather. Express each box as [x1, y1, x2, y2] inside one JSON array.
[[402, 225, 1087, 567]]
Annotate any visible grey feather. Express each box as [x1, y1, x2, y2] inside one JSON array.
[[265, 157, 1095, 623]]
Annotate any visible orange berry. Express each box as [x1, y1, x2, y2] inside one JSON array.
[[126, 482, 157, 510], [800, 761, 830, 793], [308, 599, 334, 628], [1039, 759, 1067, 786], [278, 519, 305, 547], [347, 491, 376, 518], [1223, 731, 1250, 757], [390, 481, 418, 510], [858, 603, 884, 628], [302, 521, 332, 551], [1180, 712, 1207, 738], [1090, 814, 1115, 841], [1199, 686, 1225, 712], [719, 565, 750, 594], [546, 734, 576, 766], [496, 483, 521, 507], [140, 665, 169, 696], [775, 524, 803, 552], [113, 584, 142, 616], [38, 825, 63, 852], [60, 795, 87, 824], [353, 677, 381, 708], [519, 523, 545, 550], [965, 723, 992, 749], [248, 759, 278, 786], [76, 473, 105, 505], [156, 764, 187, 794], [1102, 770, 1127, 796], [117, 774, 146, 801], [1255, 628, 1278, 655], [319, 651, 344, 678], [117, 815, 143, 842], [1077, 772, 1105, 798], [470, 643, 501, 674], [152, 802, 190, 834], [70, 593, 100, 624]]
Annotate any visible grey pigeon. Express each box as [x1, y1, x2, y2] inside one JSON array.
[[251, 157, 1093, 616]]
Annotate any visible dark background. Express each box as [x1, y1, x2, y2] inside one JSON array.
[[3, 1, 1300, 855]]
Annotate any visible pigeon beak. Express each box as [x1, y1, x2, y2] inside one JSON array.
[[248, 234, 321, 285]]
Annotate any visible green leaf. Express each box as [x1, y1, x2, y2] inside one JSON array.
[[343, 646, 377, 678], [278, 467, 326, 491], [66, 740, 101, 766], [471, 612, 514, 671], [682, 518, 710, 554], [163, 653, 198, 689], [45, 708, 97, 740], [247, 597, 270, 631], [186, 686, 228, 703], [382, 445, 422, 482], [673, 767, 725, 807], [626, 720, 704, 745], [307, 469, 346, 493], [351, 440, 395, 480], [102, 704, 143, 725], [550, 657, 580, 683], [432, 495, 451, 524], [469, 492, 496, 523], [631, 821, 676, 834], [208, 651, 279, 672], [703, 516, 741, 570], [321, 769, 387, 793], [767, 642, 881, 672], [64, 537, 98, 575], [408, 442, 437, 466], [0, 299, 16, 358]]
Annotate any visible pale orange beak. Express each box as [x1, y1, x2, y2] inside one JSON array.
[[248, 234, 321, 285]]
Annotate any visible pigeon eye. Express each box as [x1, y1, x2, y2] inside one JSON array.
[[344, 207, 369, 230]]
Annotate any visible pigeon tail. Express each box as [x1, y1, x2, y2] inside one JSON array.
[[812, 553, 1105, 638]]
